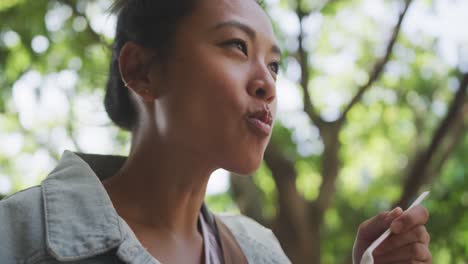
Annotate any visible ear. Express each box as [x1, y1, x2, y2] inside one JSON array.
[[118, 42, 157, 101]]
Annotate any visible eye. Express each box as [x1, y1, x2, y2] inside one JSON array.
[[268, 61, 280, 75], [223, 39, 248, 56]]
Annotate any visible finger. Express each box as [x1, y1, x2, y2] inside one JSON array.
[[390, 205, 429, 234], [374, 226, 430, 256], [373, 242, 431, 263], [358, 207, 403, 241]]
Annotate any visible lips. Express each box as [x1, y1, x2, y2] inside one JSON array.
[[248, 109, 272, 126], [246, 108, 273, 137]]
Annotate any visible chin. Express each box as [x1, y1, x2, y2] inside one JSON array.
[[225, 155, 263, 176], [232, 167, 258, 176]]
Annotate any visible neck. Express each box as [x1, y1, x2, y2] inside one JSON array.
[[102, 132, 216, 240]]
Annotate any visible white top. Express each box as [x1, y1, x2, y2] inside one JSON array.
[[199, 211, 224, 264]]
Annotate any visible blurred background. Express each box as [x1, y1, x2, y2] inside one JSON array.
[[0, 0, 467, 263]]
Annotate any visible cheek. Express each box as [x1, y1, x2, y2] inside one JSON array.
[[162, 49, 268, 170], [203, 60, 247, 100], [163, 55, 250, 143], [183, 56, 249, 121]]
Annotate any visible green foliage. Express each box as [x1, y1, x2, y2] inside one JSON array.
[[253, 161, 278, 219], [271, 121, 298, 159], [295, 159, 321, 200], [321, 0, 359, 16], [0, 0, 24, 11], [1, 0, 467, 263], [205, 192, 239, 214]]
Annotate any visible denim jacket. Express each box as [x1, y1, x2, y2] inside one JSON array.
[[0, 151, 291, 264]]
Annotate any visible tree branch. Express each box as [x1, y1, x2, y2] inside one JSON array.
[[429, 108, 468, 179], [339, 0, 413, 122], [395, 73, 468, 207], [264, 143, 308, 228], [296, 0, 324, 127], [313, 122, 341, 216]]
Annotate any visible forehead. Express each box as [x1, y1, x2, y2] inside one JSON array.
[[189, 0, 277, 43]]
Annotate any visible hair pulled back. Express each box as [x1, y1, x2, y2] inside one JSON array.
[[104, 0, 196, 130]]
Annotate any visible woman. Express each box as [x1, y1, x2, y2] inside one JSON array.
[[0, 0, 431, 263]]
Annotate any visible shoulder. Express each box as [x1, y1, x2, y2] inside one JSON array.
[[216, 213, 291, 264], [0, 186, 48, 263], [0, 185, 44, 230]]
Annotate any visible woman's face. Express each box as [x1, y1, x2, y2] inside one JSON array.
[[149, 0, 280, 175]]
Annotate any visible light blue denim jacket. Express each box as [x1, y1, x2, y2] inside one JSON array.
[[0, 151, 290, 264]]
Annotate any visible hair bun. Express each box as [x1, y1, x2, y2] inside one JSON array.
[[104, 51, 136, 131], [104, 0, 197, 131]]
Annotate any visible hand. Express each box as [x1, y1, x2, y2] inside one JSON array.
[[353, 205, 431, 264]]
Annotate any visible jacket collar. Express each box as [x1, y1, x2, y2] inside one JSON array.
[[41, 150, 125, 261], [41, 150, 249, 263]]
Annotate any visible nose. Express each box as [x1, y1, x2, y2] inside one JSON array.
[[247, 64, 276, 104]]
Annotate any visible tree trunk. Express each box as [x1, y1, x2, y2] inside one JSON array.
[[264, 143, 318, 264]]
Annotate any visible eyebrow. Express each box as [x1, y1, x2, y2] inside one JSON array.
[[212, 20, 282, 58]]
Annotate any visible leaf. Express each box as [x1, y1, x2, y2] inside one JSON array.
[[0, 0, 25, 11], [321, 0, 348, 16]]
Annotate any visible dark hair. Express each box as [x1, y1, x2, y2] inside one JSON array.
[[104, 0, 196, 130], [104, 0, 265, 131]]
